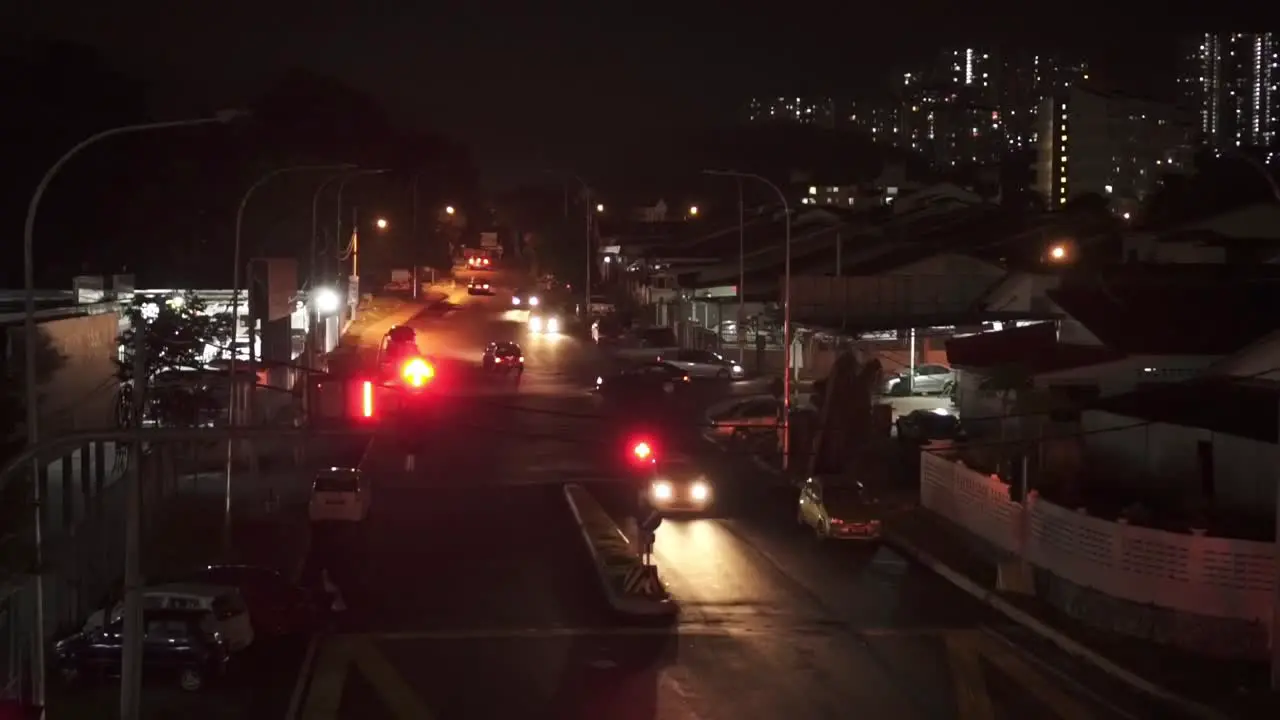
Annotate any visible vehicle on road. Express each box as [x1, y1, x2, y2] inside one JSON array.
[[377, 325, 420, 373], [467, 278, 494, 295], [511, 289, 539, 307], [796, 475, 883, 541], [309, 467, 372, 523], [610, 326, 679, 359], [182, 564, 322, 637], [658, 348, 745, 379], [884, 363, 955, 396], [646, 455, 713, 513], [466, 254, 493, 270], [528, 312, 562, 334], [483, 341, 524, 373], [595, 361, 691, 397], [55, 608, 229, 691]]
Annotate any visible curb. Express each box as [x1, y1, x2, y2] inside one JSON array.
[[562, 484, 677, 618], [883, 529, 1229, 720]]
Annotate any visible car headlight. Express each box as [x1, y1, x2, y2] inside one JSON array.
[[529, 296, 539, 306], [651, 481, 673, 501], [529, 316, 543, 332], [596, 376, 603, 386], [731, 364, 743, 374], [547, 317, 559, 332], [512, 297, 521, 305], [690, 481, 710, 501]]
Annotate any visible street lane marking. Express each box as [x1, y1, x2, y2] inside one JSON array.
[[975, 631, 1095, 720], [945, 631, 996, 720], [300, 635, 435, 720], [366, 623, 959, 642]]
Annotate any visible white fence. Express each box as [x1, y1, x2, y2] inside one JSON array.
[[920, 452, 1277, 626]]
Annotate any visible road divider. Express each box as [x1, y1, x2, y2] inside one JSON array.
[[562, 484, 676, 617]]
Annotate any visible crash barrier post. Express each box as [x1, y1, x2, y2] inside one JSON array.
[[622, 565, 665, 599]]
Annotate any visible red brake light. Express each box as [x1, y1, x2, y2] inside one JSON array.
[[361, 380, 374, 417], [402, 358, 435, 387], [632, 442, 652, 460]]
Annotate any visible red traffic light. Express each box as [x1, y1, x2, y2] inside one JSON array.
[[632, 441, 652, 460]]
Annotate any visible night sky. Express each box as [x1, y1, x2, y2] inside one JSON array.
[[5, 3, 1248, 183]]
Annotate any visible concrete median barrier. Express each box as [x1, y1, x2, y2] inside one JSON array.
[[562, 483, 676, 618]]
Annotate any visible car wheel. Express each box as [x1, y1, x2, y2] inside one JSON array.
[[179, 668, 204, 692]]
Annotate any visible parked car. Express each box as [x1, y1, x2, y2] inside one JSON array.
[[83, 584, 254, 653], [796, 476, 883, 542], [895, 408, 964, 443], [658, 349, 745, 380], [55, 608, 229, 691], [884, 364, 955, 396], [706, 396, 779, 439], [181, 564, 322, 636], [595, 361, 691, 398]]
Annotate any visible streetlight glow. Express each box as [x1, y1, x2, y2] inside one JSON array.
[[376, 217, 388, 229], [314, 287, 341, 315], [689, 205, 699, 216], [1049, 244, 1067, 261], [445, 205, 455, 215], [596, 203, 604, 213]]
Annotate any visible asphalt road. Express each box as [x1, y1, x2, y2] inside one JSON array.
[[287, 270, 1175, 720]]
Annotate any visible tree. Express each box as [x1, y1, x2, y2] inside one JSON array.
[[116, 292, 234, 428]]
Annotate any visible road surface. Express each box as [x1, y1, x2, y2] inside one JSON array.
[[280, 270, 1187, 720]]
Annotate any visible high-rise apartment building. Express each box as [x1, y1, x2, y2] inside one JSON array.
[[1000, 52, 1090, 151], [1034, 86, 1193, 209], [1181, 33, 1278, 149], [743, 97, 838, 128]]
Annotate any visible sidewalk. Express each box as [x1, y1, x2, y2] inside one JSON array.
[[885, 507, 1280, 719]]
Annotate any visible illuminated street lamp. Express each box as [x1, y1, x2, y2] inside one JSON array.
[[375, 217, 388, 229], [1048, 244, 1068, 262], [313, 287, 341, 315], [688, 205, 699, 216], [596, 203, 604, 213], [445, 205, 455, 215]]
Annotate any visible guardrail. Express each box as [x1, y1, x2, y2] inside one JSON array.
[[562, 484, 675, 617], [920, 451, 1275, 630]]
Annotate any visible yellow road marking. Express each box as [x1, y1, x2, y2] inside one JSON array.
[[946, 630, 996, 720], [301, 636, 353, 720], [299, 634, 434, 720], [977, 632, 1095, 720]]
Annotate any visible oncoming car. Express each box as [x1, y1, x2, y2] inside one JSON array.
[[528, 313, 561, 334], [645, 456, 713, 513]]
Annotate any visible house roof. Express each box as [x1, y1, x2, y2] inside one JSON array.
[[1088, 377, 1280, 443], [945, 322, 1126, 374], [1046, 271, 1280, 355]]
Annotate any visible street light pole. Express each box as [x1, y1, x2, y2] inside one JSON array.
[[21, 110, 243, 711], [334, 169, 389, 298], [704, 170, 792, 470], [225, 163, 351, 552], [737, 177, 746, 364], [544, 170, 592, 315]]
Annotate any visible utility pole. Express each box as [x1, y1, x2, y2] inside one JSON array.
[[351, 206, 360, 280], [120, 325, 146, 719], [737, 178, 746, 364], [411, 174, 420, 299], [584, 189, 592, 317], [835, 230, 842, 276]]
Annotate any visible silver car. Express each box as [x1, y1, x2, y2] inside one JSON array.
[[661, 349, 746, 380], [884, 363, 954, 395]]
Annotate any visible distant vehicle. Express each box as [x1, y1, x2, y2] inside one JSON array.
[[309, 467, 372, 523], [796, 476, 883, 542], [467, 278, 494, 295], [884, 364, 955, 396], [511, 289, 540, 307], [896, 408, 963, 442], [659, 349, 745, 380], [181, 564, 322, 637], [466, 253, 493, 270], [83, 584, 254, 654], [54, 608, 229, 691], [483, 341, 524, 373], [595, 361, 690, 397], [705, 396, 779, 440], [528, 311, 562, 334], [611, 326, 680, 359], [646, 455, 713, 513]]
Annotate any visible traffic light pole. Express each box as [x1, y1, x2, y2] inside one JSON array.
[[120, 322, 147, 719]]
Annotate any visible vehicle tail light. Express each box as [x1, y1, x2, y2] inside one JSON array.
[[402, 357, 435, 387], [682, 375, 690, 382], [632, 441, 653, 461], [361, 380, 374, 417]]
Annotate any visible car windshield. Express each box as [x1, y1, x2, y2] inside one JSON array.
[[314, 475, 358, 493]]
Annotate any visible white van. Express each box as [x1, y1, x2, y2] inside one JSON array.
[[83, 583, 255, 653], [309, 468, 371, 523]]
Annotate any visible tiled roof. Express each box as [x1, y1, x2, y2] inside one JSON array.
[[1088, 378, 1280, 443], [945, 322, 1125, 374]]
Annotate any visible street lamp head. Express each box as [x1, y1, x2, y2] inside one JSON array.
[[688, 205, 699, 216], [445, 205, 455, 215], [376, 218, 388, 229], [596, 203, 604, 213], [314, 287, 341, 315], [1048, 244, 1068, 261]]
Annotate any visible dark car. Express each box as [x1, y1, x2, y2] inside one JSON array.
[[483, 342, 524, 372], [595, 361, 691, 397], [53, 608, 228, 691], [467, 278, 494, 295], [895, 408, 963, 443], [182, 564, 321, 636], [378, 326, 419, 369]]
